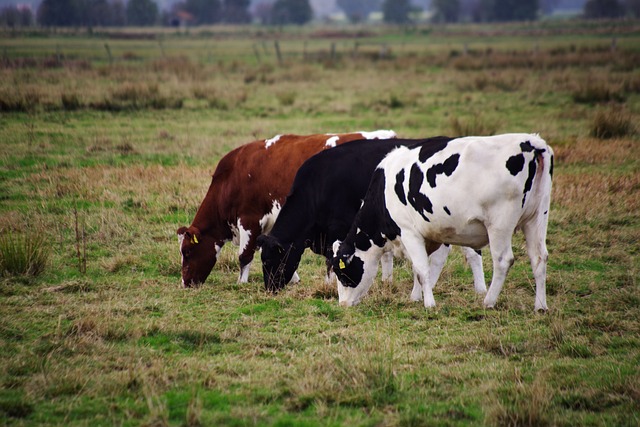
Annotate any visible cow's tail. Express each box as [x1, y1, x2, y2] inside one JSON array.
[[527, 137, 554, 231]]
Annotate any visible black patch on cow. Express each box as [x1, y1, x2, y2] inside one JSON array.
[[522, 157, 537, 207], [349, 169, 401, 253], [550, 154, 554, 179], [355, 231, 372, 252], [408, 163, 433, 221], [520, 141, 534, 152], [336, 255, 364, 288], [443, 206, 451, 216], [418, 136, 453, 163], [426, 154, 460, 188], [475, 249, 482, 256], [506, 153, 525, 176], [394, 169, 407, 205]]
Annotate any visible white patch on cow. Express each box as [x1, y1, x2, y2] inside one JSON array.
[[325, 135, 340, 148], [259, 200, 282, 235], [265, 134, 281, 149], [237, 219, 252, 283], [338, 245, 384, 307], [358, 130, 397, 140]]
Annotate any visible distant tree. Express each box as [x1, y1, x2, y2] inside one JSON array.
[[126, 0, 158, 25], [431, 0, 460, 22], [477, 0, 539, 21], [111, 0, 126, 25], [382, 0, 412, 23], [1, 5, 33, 26], [184, 0, 221, 24], [271, 0, 312, 24], [1, 6, 19, 26], [223, 0, 251, 23], [626, 0, 640, 16], [82, 0, 114, 26], [584, 0, 624, 18], [38, 0, 81, 26], [337, 0, 380, 23]]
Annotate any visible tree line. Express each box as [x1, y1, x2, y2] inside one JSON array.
[[1, 0, 639, 28]]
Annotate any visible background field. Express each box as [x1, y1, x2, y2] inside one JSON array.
[[1, 20, 639, 426]]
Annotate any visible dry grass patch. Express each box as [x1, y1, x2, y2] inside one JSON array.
[[552, 172, 640, 219], [554, 137, 638, 165]]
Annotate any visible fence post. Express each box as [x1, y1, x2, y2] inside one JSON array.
[[104, 43, 113, 65], [274, 41, 283, 66], [158, 38, 166, 58]]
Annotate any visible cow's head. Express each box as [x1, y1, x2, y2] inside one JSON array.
[[331, 239, 381, 307], [257, 234, 298, 293], [177, 226, 220, 287]]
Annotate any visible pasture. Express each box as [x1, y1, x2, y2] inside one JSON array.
[[1, 20, 639, 426]]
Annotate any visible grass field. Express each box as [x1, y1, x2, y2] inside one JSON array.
[[1, 21, 639, 426]]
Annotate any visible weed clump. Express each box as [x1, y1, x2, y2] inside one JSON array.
[[590, 107, 635, 139], [0, 232, 49, 277], [450, 114, 498, 136], [572, 79, 626, 104]]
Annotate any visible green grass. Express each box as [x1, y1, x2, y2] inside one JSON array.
[[1, 21, 639, 426]]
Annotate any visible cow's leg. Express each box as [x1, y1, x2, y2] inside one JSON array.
[[381, 251, 393, 282], [523, 218, 549, 312], [427, 244, 451, 290], [401, 233, 436, 308], [483, 228, 515, 309], [410, 271, 421, 302], [237, 220, 259, 284], [461, 247, 487, 295], [290, 271, 301, 284]]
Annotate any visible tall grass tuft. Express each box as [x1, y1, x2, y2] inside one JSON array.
[[590, 107, 635, 139], [450, 115, 498, 136], [0, 232, 49, 277], [572, 79, 626, 104]]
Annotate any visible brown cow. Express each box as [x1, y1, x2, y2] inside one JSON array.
[[177, 130, 397, 287]]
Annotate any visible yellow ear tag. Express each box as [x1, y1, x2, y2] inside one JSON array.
[[191, 235, 199, 244], [339, 259, 346, 269]]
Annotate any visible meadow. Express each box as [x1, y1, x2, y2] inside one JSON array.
[[0, 20, 639, 426]]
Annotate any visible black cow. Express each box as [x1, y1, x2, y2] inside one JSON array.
[[257, 137, 485, 296]]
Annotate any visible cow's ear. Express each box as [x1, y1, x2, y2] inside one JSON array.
[[189, 227, 201, 245], [177, 226, 188, 236], [256, 234, 270, 249]]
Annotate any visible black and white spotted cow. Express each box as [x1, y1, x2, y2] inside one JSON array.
[[257, 137, 486, 296], [332, 133, 554, 311]]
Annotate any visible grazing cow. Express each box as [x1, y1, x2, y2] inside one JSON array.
[[332, 134, 553, 311], [257, 137, 486, 297], [177, 130, 397, 287]]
